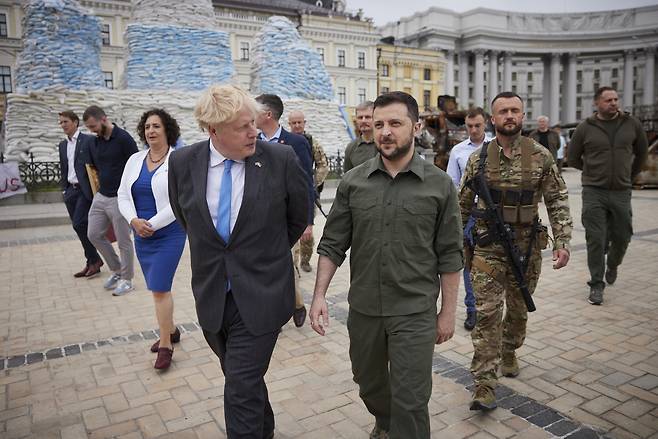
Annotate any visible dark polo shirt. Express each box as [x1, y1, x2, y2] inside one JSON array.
[[88, 124, 138, 197]]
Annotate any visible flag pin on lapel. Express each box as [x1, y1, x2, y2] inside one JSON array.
[[255, 162, 262, 167]]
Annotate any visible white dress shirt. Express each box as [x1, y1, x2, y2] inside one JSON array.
[[206, 139, 245, 233], [446, 136, 492, 188], [66, 129, 80, 184]]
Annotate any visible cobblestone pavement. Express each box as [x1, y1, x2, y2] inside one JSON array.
[[0, 168, 656, 439]]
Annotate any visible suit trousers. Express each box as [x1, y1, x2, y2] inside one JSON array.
[[87, 193, 134, 280], [347, 307, 436, 439], [64, 185, 100, 265], [203, 292, 280, 439]]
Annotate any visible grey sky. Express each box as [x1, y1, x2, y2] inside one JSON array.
[[347, 0, 658, 26]]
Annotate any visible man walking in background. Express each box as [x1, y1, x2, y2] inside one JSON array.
[[84, 105, 138, 296], [288, 109, 329, 273], [529, 115, 560, 163], [343, 101, 377, 172], [568, 86, 648, 305], [446, 107, 490, 331], [255, 94, 315, 327], [58, 110, 103, 279]]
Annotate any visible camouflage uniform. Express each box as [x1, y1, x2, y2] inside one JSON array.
[[459, 135, 572, 388], [300, 133, 329, 267]]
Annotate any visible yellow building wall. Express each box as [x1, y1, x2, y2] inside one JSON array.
[[377, 45, 446, 112]]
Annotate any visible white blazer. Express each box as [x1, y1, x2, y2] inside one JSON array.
[[118, 148, 176, 231]]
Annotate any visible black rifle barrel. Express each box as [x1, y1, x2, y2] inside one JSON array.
[[473, 173, 537, 312]]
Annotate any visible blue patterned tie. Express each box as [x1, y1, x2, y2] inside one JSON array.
[[216, 159, 233, 243]]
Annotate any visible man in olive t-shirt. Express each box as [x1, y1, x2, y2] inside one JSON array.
[[310, 92, 463, 439], [343, 100, 378, 173]]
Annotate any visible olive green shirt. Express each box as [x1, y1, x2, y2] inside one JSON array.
[[318, 153, 464, 317], [343, 136, 378, 173]]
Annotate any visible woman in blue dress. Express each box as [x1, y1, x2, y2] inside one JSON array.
[[118, 109, 186, 370]]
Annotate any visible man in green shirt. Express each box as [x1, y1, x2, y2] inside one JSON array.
[[310, 92, 463, 439], [343, 100, 378, 173]]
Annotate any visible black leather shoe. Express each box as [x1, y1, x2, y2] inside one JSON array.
[[293, 306, 307, 328], [605, 266, 618, 285], [74, 265, 89, 278], [84, 260, 104, 279], [464, 311, 477, 331]]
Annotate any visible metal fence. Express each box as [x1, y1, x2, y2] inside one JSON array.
[[326, 151, 344, 178], [0, 153, 61, 191], [0, 150, 351, 191]]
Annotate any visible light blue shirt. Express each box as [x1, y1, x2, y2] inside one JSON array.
[[447, 136, 491, 188], [258, 125, 282, 143], [206, 140, 245, 234], [557, 134, 567, 160]]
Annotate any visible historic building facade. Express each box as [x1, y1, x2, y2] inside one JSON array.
[[377, 43, 447, 112], [380, 5, 658, 126], [0, 0, 379, 111]]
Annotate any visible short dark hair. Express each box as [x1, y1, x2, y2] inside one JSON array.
[[58, 110, 79, 125], [491, 91, 523, 109], [466, 107, 487, 120], [137, 108, 181, 147], [82, 105, 106, 121], [255, 94, 284, 120], [373, 91, 419, 123], [594, 86, 616, 101]]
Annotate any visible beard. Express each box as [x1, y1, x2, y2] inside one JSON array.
[[496, 121, 522, 136], [98, 123, 110, 138], [377, 134, 413, 161]]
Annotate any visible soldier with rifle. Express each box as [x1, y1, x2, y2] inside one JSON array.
[[459, 92, 572, 411]]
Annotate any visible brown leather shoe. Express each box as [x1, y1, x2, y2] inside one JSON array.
[[150, 327, 181, 352], [74, 265, 89, 278], [293, 306, 307, 328], [84, 260, 104, 279], [154, 347, 173, 370]]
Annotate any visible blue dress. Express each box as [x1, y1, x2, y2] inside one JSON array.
[[132, 159, 186, 292]]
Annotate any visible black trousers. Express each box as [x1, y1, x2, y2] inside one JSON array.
[[64, 185, 100, 265], [203, 292, 279, 439]]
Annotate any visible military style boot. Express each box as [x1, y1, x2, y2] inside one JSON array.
[[369, 425, 389, 439], [500, 351, 520, 377], [470, 384, 497, 411]]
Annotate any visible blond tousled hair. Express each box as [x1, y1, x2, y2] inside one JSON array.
[[194, 84, 261, 131]]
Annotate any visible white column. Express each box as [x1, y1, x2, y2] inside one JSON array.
[[488, 50, 499, 106], [642, 47, 656, 106], [474, 49, 485, 108], [503, 51, 513, 91], [550, 53, 561, 123], [565, 52, 578, 123], [542, 56, 551, 116], [623, 50, 635, 109], [458, 51, 469, 109], [445, 50, 454, 96]]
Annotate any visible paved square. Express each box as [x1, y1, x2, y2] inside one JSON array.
[[0, 168, 656, 438]]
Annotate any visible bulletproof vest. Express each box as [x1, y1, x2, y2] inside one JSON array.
[[476, 137, 542, 225]]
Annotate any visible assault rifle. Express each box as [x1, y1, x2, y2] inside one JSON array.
[[471, 144, 536, 312]]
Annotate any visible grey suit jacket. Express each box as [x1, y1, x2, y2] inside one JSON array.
[[168, 139, 309, 335]]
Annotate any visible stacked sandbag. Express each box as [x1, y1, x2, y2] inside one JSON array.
[[130, 0, 217, 29], [281, 100, 352, 155], [2, 88, 349, 162], [122, 24, 234, 91], [250, 16, 334, 101], [14, 0, 104, 92]]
